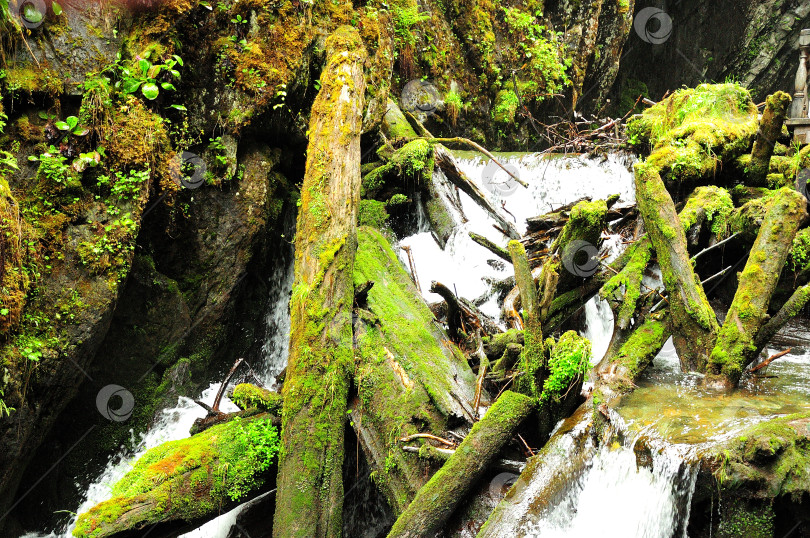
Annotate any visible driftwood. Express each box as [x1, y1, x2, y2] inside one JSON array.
[[274, 27, 366, 538], [386, 391, 535, 538], [469, 232, 511, 262], [402, 444, 525, 473], [749, 348, 792, 374], [434, 145, 521, 240]]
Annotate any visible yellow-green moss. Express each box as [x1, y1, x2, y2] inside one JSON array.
[[231, 383, 282, 413]]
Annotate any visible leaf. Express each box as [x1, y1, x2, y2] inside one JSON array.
[[147, 64, 161, 79], [169, 104, 187, 111], [173, 55, 184, 67], [141, 82, 160, 100], [0, 308, 8, 316], [22, 4, 43, 23], [38, 111, 49, 119], [122, 78, 142, 94], [139, 59, 150, 76], [170, 69, 180, 78], [66, 116, 79, 130], [52, 2, 62, 15], [161, 82, 176, 91], [28, 155, 40, 162], [54, 121, 70, 131], [74, 128, 90, 137]]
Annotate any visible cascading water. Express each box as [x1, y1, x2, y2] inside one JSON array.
[[399, 151, 635, 340], [26, 217, 296, 538]]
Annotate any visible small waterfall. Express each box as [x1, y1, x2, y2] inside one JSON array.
[[583, 296, 614, 364], [260, 210, 296, 389], [524, 425, 698, 538]]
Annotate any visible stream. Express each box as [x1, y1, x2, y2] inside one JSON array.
[[27, 151, 810, 537]]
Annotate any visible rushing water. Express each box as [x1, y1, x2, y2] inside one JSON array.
[[398, 152, 636, 324]]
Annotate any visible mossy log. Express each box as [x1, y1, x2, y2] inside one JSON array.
[[508, 240, 545, 396], [231, 383, 282, 414], [469, 232, 510, 262], [706, 188, 807, 389], [635, 161, 719, 372], [73, 414, 279, 538], [748, 91, 791, 187], [753, 283, 810, 357], [351, 227, 481, 515], [274, 26, 366, 538], [385, 391, 535, 538]]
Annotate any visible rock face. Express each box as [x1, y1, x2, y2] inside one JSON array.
[[612, 0, 810, 108]]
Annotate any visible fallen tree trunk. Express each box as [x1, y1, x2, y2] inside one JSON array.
[[386, 391, 535, 538], [434, 144, 521, 239], [706, 187, 807, 389], [351, 228, 481, 515], [508, 240, 545, 396], [274, 26, 366, 538], [635, 161, 719, 372]]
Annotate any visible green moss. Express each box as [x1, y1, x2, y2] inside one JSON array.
[[679, 185, 733, 237], [627, 84, 758, 186], [612, 313, 669, 385], [231, 383, 282, 413], [352, 227, 479, 513], [73, 414, 279, 537], [492, 89, 519, 124], [540, 331, 590, 403], [358, 199, 389, 228], [788, 228, 810, 272], [362, 139, 435, 197]]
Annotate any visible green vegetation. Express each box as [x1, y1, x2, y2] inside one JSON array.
[[73, 414, 280, 537], [541, 331, 591, 403]]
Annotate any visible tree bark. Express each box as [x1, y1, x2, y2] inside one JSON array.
[[753, 283, 810, 356], [274, 26, 366, 538], [386, 391, 535, 538], [748, 91, 791, 187], [706, 187, 807, 389], [634, 162, 719, 372]]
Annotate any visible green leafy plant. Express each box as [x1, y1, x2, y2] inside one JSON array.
[[117, 53, 183, 101], [54, 115, 90, 138], [0, 387, 14, 418]]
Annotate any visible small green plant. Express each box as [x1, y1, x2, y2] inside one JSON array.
[[117, 53, 183, 101], [223, 417, 280, 501], [54, 115, 90, 138], [0, 387, 14, 418]]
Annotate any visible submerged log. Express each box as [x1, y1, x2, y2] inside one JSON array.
[[274, 26, 366, 538], [635, 161, 719, 372], [706, 187, 807, 389], [386, 391, 535, 538]]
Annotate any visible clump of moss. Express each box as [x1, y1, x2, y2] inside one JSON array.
[[358, 199, 389, 228], [362, 139, 434, 198], [231, 383, 282, 413], [627, 84, 758, 186], [540, 331, 590, 403], [788, 228, 810, 272], [492, 89, 519, 124]]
